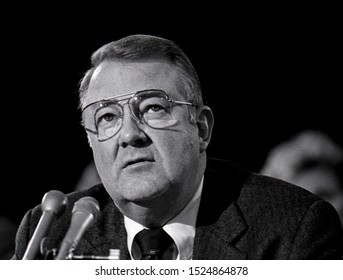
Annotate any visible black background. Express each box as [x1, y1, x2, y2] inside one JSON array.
[[1, 3, 341, 224]]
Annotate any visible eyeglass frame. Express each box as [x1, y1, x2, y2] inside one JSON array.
[[80, 89, 198, 140]]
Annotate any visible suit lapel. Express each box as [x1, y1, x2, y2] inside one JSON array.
[[193, 158, 249, 259], [193, 202, 247, 259]]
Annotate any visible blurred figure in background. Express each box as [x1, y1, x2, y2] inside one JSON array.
[[260, 129, 343, 224]]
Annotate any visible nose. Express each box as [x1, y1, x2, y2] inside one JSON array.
[[118, 106, 148, 148]]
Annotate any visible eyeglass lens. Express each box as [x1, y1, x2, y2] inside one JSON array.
[[83, 90, 179, 141]]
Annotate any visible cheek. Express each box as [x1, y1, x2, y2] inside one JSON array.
[[157, 129, 199, 173], [90, 138, 118, 177]]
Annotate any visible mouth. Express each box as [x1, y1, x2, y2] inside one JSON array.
[[122, 157, 155, 169]]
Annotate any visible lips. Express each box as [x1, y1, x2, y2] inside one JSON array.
[[122, 156, 155, 169]]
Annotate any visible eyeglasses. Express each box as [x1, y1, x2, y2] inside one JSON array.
[[81, 89, 196, 141]]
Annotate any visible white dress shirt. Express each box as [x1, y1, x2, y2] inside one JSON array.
[[124, 176, 204, 260]]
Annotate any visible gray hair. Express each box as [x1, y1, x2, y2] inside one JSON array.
[[78, 34, 203, 109]]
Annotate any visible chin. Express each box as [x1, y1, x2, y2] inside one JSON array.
[[125, 182, 171, 205], [128, 188, 168, 203]]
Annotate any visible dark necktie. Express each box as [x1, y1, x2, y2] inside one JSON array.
[[134, 228, 174, 260]]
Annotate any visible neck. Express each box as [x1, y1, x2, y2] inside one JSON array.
[[123, 175, 205, 228]]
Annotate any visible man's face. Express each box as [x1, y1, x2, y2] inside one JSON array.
[[83, 60, 203, 218]]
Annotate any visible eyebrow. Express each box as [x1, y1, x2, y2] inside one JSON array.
[[101, 91, 136, 101], [82, 91, 137, 112], [82, 89, 166, 112]]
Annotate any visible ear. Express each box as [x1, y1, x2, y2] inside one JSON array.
[[86, 133, 93, 149], [196, 106, 214, 152]]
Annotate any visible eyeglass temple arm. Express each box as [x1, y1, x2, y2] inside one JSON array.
[[172, 100, 196, 106]]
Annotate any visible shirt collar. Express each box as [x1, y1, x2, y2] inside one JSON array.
[[124, 176, 204, 260]]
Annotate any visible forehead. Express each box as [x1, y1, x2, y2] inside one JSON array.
[[84, 60, 181, 106]]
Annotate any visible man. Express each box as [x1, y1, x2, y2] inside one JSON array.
[[13, 34, 343, 260]]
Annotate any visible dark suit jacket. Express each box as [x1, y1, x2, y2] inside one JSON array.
[[13, 159, 343, 259]]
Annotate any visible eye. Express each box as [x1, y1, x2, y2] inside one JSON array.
[[95, 105, 121, 127], [101, 113, 116, 122], [145, 104, 166, 113], [139, 97, 170, 115], [96, 113, 119, 128]]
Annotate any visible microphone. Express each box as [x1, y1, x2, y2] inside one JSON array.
[[22, 190, 68, 260], [55, 196, 100, 260]]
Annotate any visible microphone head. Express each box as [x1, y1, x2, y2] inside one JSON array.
[[41, 190, 68, 216], [72, 196, 100, 222]]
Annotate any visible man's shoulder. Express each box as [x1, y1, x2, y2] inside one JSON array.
[[237, 170, 335, 234], [206, 157, 321, 204], [65, 183, 111, 207], [200, 158, 343, 259], [204, 157, 326, 221], [240, 172, 321, 208]]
